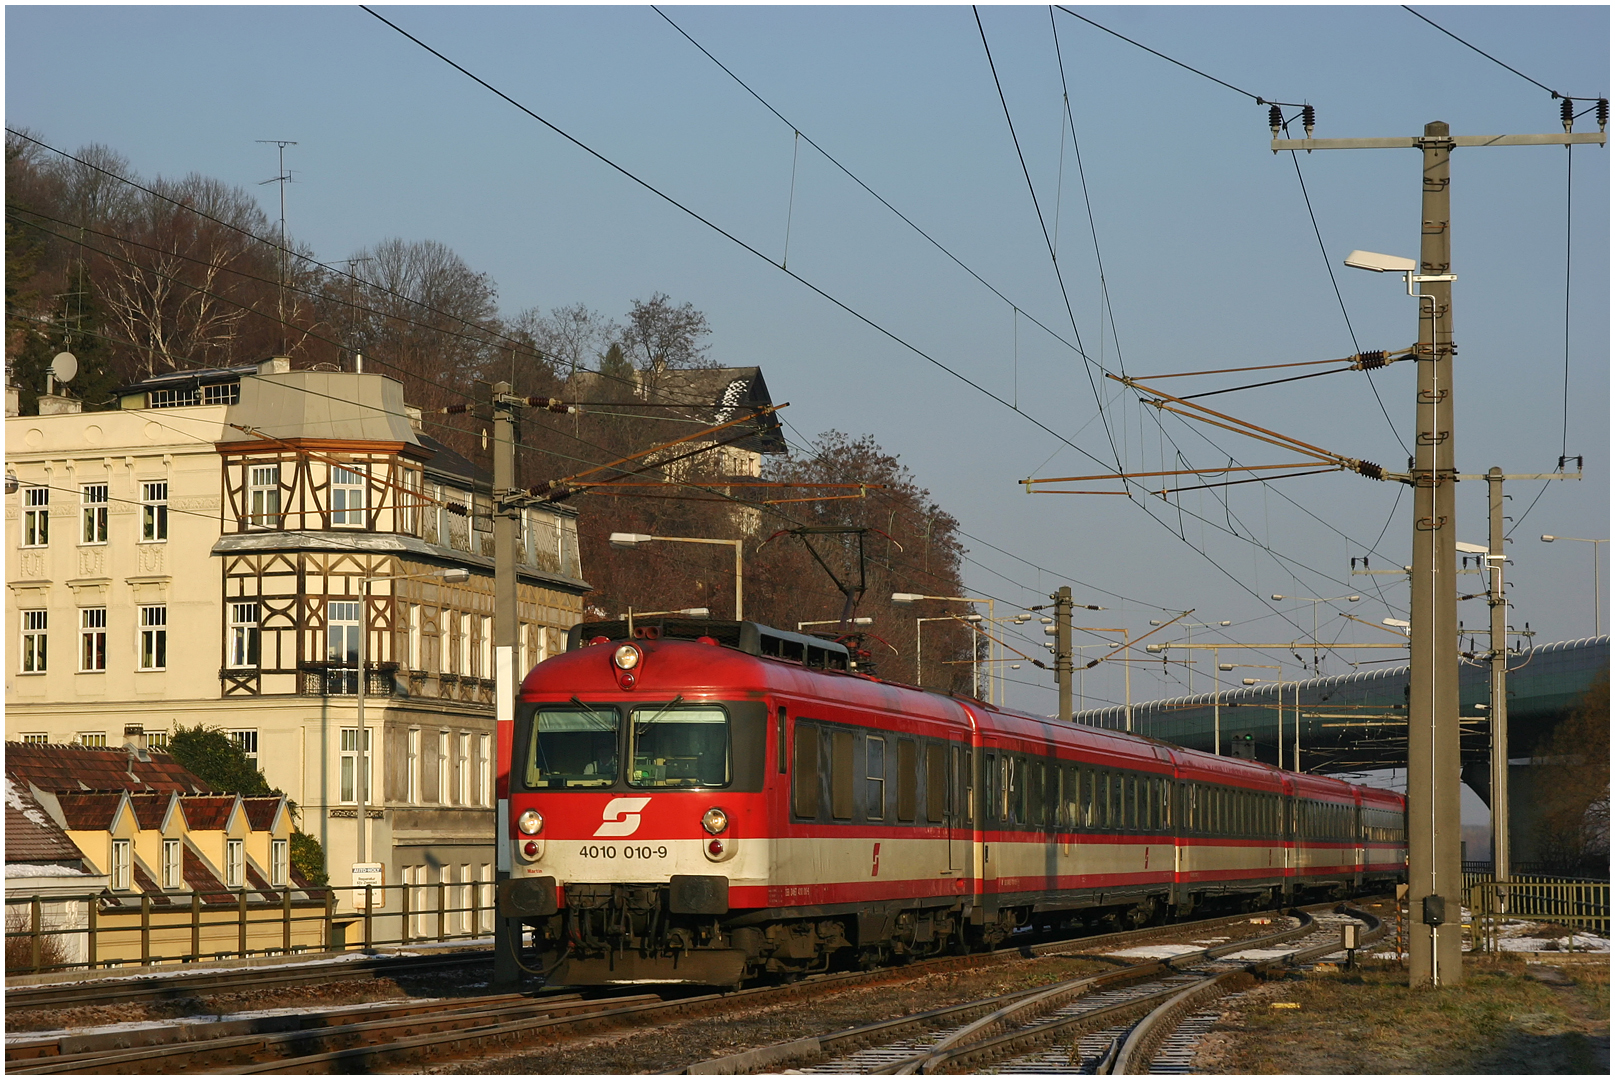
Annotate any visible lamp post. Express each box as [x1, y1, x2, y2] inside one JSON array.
[[1149, 619, 1231, 693], [798, 617, 873, 631], [1540, 535, 1607, 638], [610, 533, 744, 620], [1229, 664, 1284, 769], [894, 593, 995, 702], [1269, 595, 1360, 674], [916, 613, 983, 694], [353, 566, 470, 874]]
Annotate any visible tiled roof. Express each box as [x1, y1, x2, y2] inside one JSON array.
[[182, 843, 232, 904], [241, 797, 283, 831], [180, 795, 237, 831], [56, 792, 125, 831], [127, 793, 174, 830], [4, 742, 208, 794], [4, 777, 85, 865]]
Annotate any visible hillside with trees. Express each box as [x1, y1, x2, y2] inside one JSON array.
[[6, 130, 980, 691]]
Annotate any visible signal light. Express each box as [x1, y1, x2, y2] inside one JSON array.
[[523, 840, 539, 858], [708, 839, 724, 856]]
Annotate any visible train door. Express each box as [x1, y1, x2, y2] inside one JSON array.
[[947, 744, 965, 874]]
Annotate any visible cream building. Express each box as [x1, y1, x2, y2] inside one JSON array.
[[5, 359, 590, 915]]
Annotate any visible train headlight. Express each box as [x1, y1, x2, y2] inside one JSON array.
[[517, 809, 544, 836], [612, 644, 642, 671], [701, 807, 729, 835]]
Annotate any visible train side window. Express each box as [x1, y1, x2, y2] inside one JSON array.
[[897, 739, 917, 822], [1028, 762, 1045, 827], [926, 744, 946, 824], [776, 707, 788, 774], [831, 730, 855, 819], [1126, 776, 1138, 830], [1097, 773, 1109, 829], [982, 753, 996, 824], [1083, 770, 1095, 829], [1063, 767, 1078, 831], [866, 735, 886, 821], [961, 747, 973, 825], [792, 723, 819, 818], [1005, 758, 1024, 826], [1000, 756, 1012, 825]]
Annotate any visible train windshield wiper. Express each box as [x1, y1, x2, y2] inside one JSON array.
[[634, 694, 685, 736]]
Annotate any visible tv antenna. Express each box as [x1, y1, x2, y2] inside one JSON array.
[[257, 139, 298, 352]]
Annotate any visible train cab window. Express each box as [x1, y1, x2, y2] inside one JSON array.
[[629, 705, 730, 788], [831, 730, 855, 819], [897, 740, 917, 822], [866, 736, 886, 820], [926, 744, 946, 824], [777, 707, 788, 774], [525, 706, 618, 788], [792, 723, 819, 818]]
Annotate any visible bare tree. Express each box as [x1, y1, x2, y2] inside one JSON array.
[[619, 292, 712, 375]]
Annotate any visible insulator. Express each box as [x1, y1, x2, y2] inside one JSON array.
[[1302, 104, 1315, 138], [1355, 460, 1385, 481], [1598, 98, 1609, 132], [1268, 104, 1282, 136], [444, 500, 470, 517], [1354, 349, 1387, 370], [1561, 97, 1575, 133], [441, 403, 471, 415]]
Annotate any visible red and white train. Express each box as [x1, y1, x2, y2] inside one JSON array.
[[496, 619, 1406, 985]]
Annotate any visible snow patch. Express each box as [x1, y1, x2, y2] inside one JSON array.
[[4, 863, 87, 879], [5, 777, 53, 829]]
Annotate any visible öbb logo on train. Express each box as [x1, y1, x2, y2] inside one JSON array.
[[593, 797, 652, 837]]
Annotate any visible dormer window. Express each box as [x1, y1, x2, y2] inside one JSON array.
[[225, 838, 245, 888], [330, 465, 367, 527], [248, 465, 281, 528]]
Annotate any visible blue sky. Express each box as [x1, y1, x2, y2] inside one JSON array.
[[8, 5, 1609, 722]]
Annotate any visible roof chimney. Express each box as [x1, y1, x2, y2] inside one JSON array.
[[257, 356, 292, 376], [123, 723, 150, 762]]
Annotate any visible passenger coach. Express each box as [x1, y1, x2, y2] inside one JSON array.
[[496, 618, 1405, 985]]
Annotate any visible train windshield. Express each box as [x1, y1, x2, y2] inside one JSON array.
[[629, 705, 731, 788], [526, 707, 619, 788]]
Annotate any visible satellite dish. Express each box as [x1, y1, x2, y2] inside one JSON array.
[[50, 352, 78, 384]]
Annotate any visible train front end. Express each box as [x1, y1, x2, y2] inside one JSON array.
[[499, 628, 769, 986]]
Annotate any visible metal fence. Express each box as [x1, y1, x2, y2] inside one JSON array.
[[1466, 875, 1611, 952], [3, 883, 495, 976]]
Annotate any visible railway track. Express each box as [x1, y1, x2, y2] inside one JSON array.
[[4, 947, 491, 1012], [7, 901, 1380, 1075], [686, 902, 1385, 1075]]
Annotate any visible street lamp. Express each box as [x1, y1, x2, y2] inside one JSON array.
[[1228, 663, 1287, 769], [893, 593, 996, 703], [1151, 618, 1232, 692], [610, 533, 744, 620], [352, 565, 470, 876], [1540, 535, 1608, 637], [1270, 595, 1360, 673], [798, 617, 873, 631], [916, 613, 983, 696]]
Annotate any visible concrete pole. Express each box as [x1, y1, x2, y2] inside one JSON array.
[[1408, 121, 1464, 987], [1212, 646, 1221, 755], [492, 382, 520, 988], [1054, 586, 1073, 722], [1487, 467, 1510, 880], [356, 579, 369, 864]]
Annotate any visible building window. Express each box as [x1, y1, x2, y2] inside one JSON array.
[[458, 863, 472, 933], [111, 839, 131, 890], [20, 610, 46, 673], [438, 731, 450, 805], [141, 481, 168, 542], [330, 465, 367, 527], [478, 863, 493, 932], [479, 615, 491, 679], [202, 381, 240, 405], [457, 732, 470, 806], [479, 733, 491, 807], [147, 731, 169, 752], [327, 600, 360, 693], [228, 603, 260, 668], [339, 727, 374, 804], [22, 487, 49, 547], [80, 484, 108, 544], [247, 465, 281, 528], [78, 731, 107, 748], [271, 839, 289, 887], [80, 608, 107, 671], [139, 605, 167, 670], [225, 838, 244, 888], [400, 469, 422, 536], [407, 604, 421, 670], [21, 733, 48, 745], [162, 838, 183, 890], [407, 728, 421, 804], [149, 386, 199, 408], [229, 729, 258, 771], [459, 613, 472, 676]]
